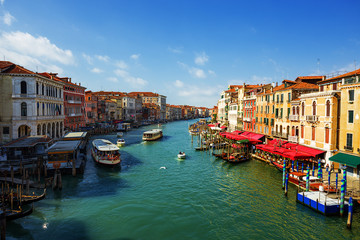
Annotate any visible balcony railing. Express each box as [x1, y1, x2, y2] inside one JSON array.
[[344, 145, 353, 151], [289, 115, 299, 121], [271, 131, 289, 139], [306, 115, 318, 123], [288, 135, 298, 143], [243, 117, 251, 122]]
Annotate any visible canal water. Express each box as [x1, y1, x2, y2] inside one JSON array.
[[7, 119, 359, 239]]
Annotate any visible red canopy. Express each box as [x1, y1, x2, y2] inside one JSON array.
[[240, 131, 264, 140], [220, 126, 227, 129], [208, 124, 215, 127], [282, 142, 325, 157], [256, 144, 313, 160]]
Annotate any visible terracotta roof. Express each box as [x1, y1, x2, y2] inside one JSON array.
[[296, 76, 323, 80], [319, 68, 360, 83], [225, 89, 236, 93], [0, 61, 35, 75], [283, 79, 296, 83], [283, 82, 318, 91], [273, 83, 285, 92]]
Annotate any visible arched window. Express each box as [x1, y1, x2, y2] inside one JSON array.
[[325, 127, 330, 144], [312, 126, 316, 141], [326, 100, 330, 117], [21, 81, 27, 94], [21, 102, 27, 116], [301, 125, 304, 138], [301, 102, 305, 116], [296, 106, 299, 115], [312, 101, 316, 115], [292, 107, 295, 115]]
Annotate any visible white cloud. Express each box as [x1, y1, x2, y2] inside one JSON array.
[[208, 70, 216, 76], [91, 67, 102, 73], [0, 31, 74, 65], [178, 85, 220, 97], [115, 60, 128, 69], [0, 31, 75, 73], [107, 77, 118, 83], [174, 80, 184, 88], [114, 69, 148, 87], [0, 0, 4, 6], [96, 55, 109, 62], [168, 47, 183, 54], [195, 52, 209, 65], [82, 53, 93, 65], [189, 67, 206, 78], [130, 54, 140, 60], [3, 12, 15, 26], [251, 75, 273, 84]]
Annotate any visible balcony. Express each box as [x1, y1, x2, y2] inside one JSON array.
[[344, 145, 353, 151], [243, 117, 251, 122], [288, 135, 298, 143], [289, 115, 299, 121], [306, 115, 318, 123], [271, 131, 288, 139]]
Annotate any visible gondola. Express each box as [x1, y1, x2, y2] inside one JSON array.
[[1, 205, 33, 221]]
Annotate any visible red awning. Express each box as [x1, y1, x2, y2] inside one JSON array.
[[208, 124, 215, 127], [256, 144, 313, 160], [240, 131, 264, 140], [220, 126, 227, 129], [282, 143, 325, 157], [268, 139, 288, 146]]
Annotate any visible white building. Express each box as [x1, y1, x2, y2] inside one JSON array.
[[0, 61, 65, 143]]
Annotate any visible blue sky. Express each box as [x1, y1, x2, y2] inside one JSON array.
[[1, 0, 359, 107]]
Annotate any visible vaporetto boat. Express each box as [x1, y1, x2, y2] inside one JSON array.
[[142, 129, 163, 141], [91, 139, 121, 166]]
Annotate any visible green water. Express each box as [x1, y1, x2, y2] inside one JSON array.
[[7, 120, 359, 239]]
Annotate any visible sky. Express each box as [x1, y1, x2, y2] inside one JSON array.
[[0, 0, 360, 108]]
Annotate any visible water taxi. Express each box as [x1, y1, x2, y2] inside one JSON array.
[[117, 139, 125, 147], [142, 129, 163, 141], [91, 139, 121, 165]]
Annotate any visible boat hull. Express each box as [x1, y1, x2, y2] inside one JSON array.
[[91, 149, 121, 166]]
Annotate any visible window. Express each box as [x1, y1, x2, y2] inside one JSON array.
[[301, 125, 304, 138], [36, 83, 39, 94], [312, 126, 315, 141], [20, 81, 27, 94], [301, 102, 305, 116], [333, 83, 337, 90], [349, 90, 354, 101], [326, 100, 330, 117], [287, 108, 290, 117], [2, 127, 9, 135], [346, 133, 353, 148], [312, 101, 316, 115], [280, 108, 283, 118], [288, 93, 291, 101], [325, 127, 329, 144], [281, 94, 283, 103], [320, 85, 324, 91], [348, 110, 354, 123], [21, 102, 27, 116], [277, 95, 279, 103]]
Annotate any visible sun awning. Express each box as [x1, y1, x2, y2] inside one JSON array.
[[282, 143, 325, 157], [329, 153, 360, 168], [240, 131, 264, 140]]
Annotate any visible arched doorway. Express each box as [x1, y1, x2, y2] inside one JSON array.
[[37, 124, 41, 135], [42, 123, 46, 135], [18, 125, 30, 138], [52, 122, 55, 138]]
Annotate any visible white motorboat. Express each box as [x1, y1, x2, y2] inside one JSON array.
[[117, 139, 125, 147], [177, 152, 186, 159], [117, 132, 123, 137], [91, 139, 121, 166]]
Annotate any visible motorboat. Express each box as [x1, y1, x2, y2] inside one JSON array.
[[117, 139, 125, 147], [178, 152, 186, 159], [117, 132, 123, 137], [91, 139, 121, 165]]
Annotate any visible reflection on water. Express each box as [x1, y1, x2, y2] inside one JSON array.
[[6, 120, 360, 240]]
